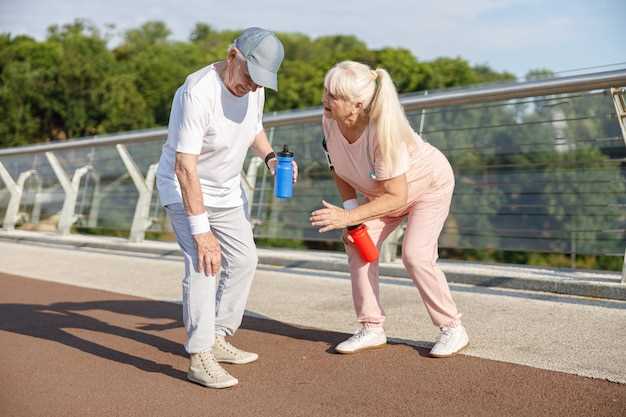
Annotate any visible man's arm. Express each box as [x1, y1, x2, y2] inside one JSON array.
[[175, 152, 221, 277], [250, 129, 273, 160], [175, 153, 205, 215]]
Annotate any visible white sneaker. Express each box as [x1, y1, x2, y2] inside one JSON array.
[[187, 350, 238, 389], [335, 326, 387, 354], [430, 324, 469, 358], [212, 336, 258, 364]]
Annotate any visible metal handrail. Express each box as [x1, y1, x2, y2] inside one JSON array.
[[1, 69, 625, 157]]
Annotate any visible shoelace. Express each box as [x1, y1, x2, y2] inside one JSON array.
[[438, 327, 452, 344], [199, 352, 228, 376], [217, 338, 240, 356], [350, 327, 368, 341]]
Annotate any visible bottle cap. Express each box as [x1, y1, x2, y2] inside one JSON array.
[[278, 144, 294, 157], [347, 224, 365, 231]]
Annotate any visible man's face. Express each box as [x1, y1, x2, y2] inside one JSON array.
[[225, 50, 260, 96]]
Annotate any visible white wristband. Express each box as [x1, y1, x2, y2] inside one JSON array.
[[342, 199, 358, 210], [188, 212, 211, 235]]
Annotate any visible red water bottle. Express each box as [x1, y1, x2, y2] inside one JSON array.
[[347, 224, 379, 263]]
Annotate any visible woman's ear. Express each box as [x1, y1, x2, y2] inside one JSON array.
[[353, 101, 364, 115]]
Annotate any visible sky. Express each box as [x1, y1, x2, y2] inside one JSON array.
[[0, 0, 624, 79]]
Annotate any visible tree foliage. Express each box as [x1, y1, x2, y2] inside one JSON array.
[[0, 19, 516, 147]]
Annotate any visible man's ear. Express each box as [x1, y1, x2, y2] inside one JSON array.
[[227, 48, 237, 63]]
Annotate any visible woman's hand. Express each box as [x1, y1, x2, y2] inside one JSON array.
[[310, 200, 353, 233]]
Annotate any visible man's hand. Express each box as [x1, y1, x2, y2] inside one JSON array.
[[267, 158, 298, 183], [193, 231, 221, 277]]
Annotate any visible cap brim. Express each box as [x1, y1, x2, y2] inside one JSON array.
[[247, 60, 278, 91]]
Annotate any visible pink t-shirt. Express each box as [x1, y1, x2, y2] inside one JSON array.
[[322, 116, 437, 209]]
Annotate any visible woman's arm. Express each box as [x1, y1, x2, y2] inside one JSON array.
[[348, 174, 407, 224], [310, 174, 408, 232], [333, 172, 357, 202]]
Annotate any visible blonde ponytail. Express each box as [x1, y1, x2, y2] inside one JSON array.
[[368, 68, 415, 169]]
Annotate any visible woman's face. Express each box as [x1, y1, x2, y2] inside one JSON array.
[[322, 88, 357, 123]]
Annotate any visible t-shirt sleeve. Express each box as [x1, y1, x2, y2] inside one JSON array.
[[172, 91, 210, 155], [373, 140, 410, 180], [256, 88, 265, 134]]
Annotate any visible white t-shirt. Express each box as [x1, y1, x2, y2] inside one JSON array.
[[156, 63, 264, 208]]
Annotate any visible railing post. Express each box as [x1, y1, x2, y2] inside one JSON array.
[[0, 162, 36, 230], [87, 173, 129, 228], [418, 90, 428, 135], [611, 88, 626, 283], [622, 248, 626, 284], [610, 88, 626, 146], [29, 176, 43, 225], [116, 144, 158, 243], [86, 172, 101, 228], [45, 152, 91, 236]]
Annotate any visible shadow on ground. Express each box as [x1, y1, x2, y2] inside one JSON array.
[[0, 299, 433, 381]]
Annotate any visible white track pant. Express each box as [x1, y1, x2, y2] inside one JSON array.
[[165, 203, 258, 354]]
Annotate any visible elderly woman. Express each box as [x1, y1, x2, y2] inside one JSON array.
[[310, 61, 468, 357]]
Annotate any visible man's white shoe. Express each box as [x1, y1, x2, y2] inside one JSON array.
[[212, 336, 259, 364], [430, 324, 469, 358], [187, 350, 238, 389], [335, 326, 387, 354]]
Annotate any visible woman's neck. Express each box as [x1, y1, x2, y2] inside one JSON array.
[[337, 115, 369, 144]]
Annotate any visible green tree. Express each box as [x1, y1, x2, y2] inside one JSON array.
[[45, 20, 117, 138], [0, 21, 518, 144], [93, 74, 154, 132], [373, 48, 427, 92]]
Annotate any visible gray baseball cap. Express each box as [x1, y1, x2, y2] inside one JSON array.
[[235, 27, 284, 91]]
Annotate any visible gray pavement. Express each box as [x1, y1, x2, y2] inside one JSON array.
[[1, 239, 625, 384], [1, 229, 625, 300]]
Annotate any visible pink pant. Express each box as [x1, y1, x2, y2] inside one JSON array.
[[346, 151, 461, 328]]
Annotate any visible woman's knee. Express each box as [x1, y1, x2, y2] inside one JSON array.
[[401, 251, 435, 272]]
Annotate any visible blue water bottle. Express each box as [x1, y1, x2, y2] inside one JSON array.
[[275, 144, 294, 199]]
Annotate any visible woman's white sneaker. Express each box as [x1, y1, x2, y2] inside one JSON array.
[[335, 326, 387, 354], [430, 324, 469, 358]]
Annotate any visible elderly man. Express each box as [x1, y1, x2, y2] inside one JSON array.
[[156, 27, 292, 389]]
